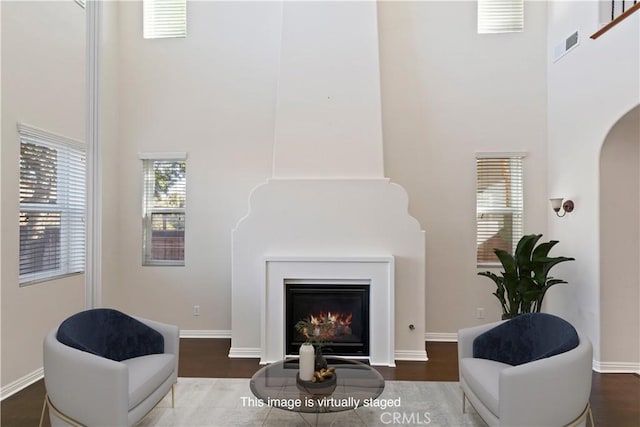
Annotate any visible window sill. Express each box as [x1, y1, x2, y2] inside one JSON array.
[[143, 261, 185, 267], [20, 271, 84, 287], [476, 263, 502, 269]]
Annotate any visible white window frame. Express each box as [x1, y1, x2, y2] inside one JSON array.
[[140, 153, 187, 266], [18, 123, 86, 285], [476, 152, 525, 267]]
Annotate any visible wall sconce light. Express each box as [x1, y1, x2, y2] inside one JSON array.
[[549, 198, 575, 217]]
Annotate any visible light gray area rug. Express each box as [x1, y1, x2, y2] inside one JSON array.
[[139, 378, 486, 427]]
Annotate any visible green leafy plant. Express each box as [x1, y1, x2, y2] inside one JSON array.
[[478, 234, 575, 319]]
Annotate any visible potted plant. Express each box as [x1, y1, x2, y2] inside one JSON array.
[[478, 234, 574, 319], [295, 316, 334, 371]]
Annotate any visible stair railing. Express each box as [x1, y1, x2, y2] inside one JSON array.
[[591, 0, 640, 39]]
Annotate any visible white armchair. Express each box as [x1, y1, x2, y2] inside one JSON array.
[[41, 308, 179, 427], [458, 313, 593, 427]]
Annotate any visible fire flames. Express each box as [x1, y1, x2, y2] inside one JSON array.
[[298, 311, 353, 341]]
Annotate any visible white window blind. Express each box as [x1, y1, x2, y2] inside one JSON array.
[[478, 0, 524, 34], [18, 124, 86, 285], [143, 0, 187, 39], [142, 158, 186, 266], [476, 154, 524, 265]]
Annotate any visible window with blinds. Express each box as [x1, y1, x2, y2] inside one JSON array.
[[476, 154, 524, 265], [478, 0, 524, 34], [143, 0, 187, 39], [142, 158, 186, 266], [18, 124, 86, 285]]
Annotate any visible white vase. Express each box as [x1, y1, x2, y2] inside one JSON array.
[[299, 343, 315, 381]]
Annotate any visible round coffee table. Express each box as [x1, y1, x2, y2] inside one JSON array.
[[250, 356, 385, 414]]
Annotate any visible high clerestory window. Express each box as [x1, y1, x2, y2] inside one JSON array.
[[143, 0, 187, 39], [18, 124, 86, 285], [141, 154, 187, 266], [478, 0, 524, 34], [476, 153, 524, 266]]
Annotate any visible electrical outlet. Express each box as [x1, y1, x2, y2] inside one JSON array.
[[476, 308, 485, 319], [193, 305, 200, 316]]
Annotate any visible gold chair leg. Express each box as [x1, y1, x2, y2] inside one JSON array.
[[39, 393, 48, 427], [565, 402, 593, 427], [43, 383, 177, 426], [44, 395, 83, 427], [171, 383, 175, 408]]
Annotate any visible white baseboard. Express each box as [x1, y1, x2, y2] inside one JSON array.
[[394, 349, 429, 362], [180, 330, 231, 339], [425, 332, 458, 342], [228, 347, 261, 359], [1, 367, 44, 401], [593, 360, 640, 374]]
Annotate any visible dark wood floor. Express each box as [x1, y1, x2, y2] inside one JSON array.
[[2, 339, 638, 426]]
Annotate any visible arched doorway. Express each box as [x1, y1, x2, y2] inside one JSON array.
[[599, 104, 640, 370]]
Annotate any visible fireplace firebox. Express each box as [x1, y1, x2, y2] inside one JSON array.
[[285, 284, 370, 356]]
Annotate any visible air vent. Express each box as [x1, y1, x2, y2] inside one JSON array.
[[553, 30, 580, 63]]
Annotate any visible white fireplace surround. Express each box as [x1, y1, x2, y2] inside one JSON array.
[[264, 256, 394, 366], [230, 178, 427, 365]]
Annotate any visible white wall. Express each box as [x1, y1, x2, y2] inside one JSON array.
[[1, 0, 85, 389], [378, 1, 549, 334], [103, 1, 548, 334], [273, 1, 384, 178], [547, 1, 640, 366], [102, 1, 549, 338], [103, 1, 281, 328]]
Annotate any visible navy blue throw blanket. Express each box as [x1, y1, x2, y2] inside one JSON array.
[[57, 308, 164, 362], [473, 313, 579, 366]]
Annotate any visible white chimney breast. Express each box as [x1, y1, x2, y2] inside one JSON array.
[[273, 1, 384, 178], [230, 1, 426, 364]]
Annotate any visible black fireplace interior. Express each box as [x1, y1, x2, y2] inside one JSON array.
[[286, 284, 369, 356]]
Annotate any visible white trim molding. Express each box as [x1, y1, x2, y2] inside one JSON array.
[[86, 0, 102, 309], [475, 151, 528, 159], [394, 350, 428, 363], [228, 347, 262, 359], [139, 152, 188, 160], [180, 330, 231, 339], [262, 256, 395, 366], [425, 332, 458, 342], [16, 123, 84, 150], [0, 368, 44, 401], [593, 360, 640, 374]]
